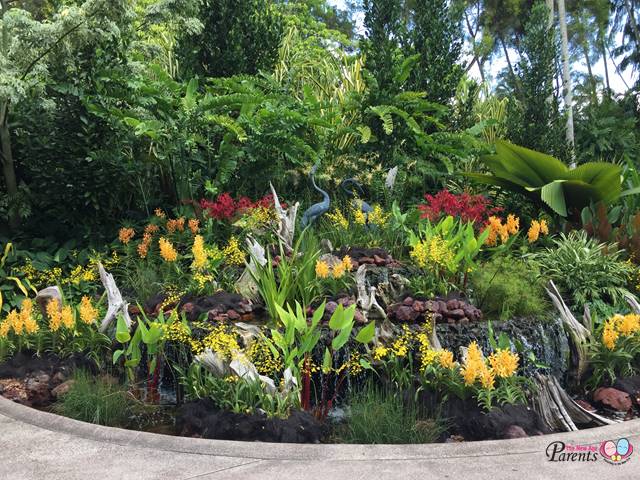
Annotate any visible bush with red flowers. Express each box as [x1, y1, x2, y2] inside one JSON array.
[[417, 190, 501, 226], [200, 193, 281, 221]]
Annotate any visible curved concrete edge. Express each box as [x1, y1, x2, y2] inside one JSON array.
[[1, 395, 639, 461]]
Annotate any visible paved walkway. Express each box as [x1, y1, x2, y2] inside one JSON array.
[[1, 396, 639, 479]]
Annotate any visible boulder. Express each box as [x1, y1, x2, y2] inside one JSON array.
[[52, 380, 76, 399], [593, 387, 632, 412]]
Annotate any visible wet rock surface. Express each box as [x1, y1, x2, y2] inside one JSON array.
[[144, 291, 261, 323], [177, 398, 323, 443], [336, 247, 400, 268]]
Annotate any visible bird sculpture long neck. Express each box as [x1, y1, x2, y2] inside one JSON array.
[[311, 172, 329, 203]]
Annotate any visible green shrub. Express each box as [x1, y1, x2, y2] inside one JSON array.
[[472, 257, 548, 320], [529, 231, 633, 314], [54, 370, 133, 427], [335, 383, 445, 444]]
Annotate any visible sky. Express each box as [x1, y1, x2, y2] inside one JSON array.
[[327, 0, 636, 94]]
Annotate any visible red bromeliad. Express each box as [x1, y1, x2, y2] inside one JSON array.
[[417, 190, 501, 226], [200, 193, 282, 221]]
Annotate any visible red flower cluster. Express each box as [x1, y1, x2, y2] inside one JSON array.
[[200, 193, 281, 221], [417, 190, 500, 225]]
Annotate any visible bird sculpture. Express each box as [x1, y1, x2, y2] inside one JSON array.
[[341, 178, 373, 218], [301, 163, 331, 228]]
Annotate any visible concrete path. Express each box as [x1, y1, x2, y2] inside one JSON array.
[[1, 396, 638, 480]]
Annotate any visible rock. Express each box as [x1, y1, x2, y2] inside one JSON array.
[[51, 380, 76, 399], [25, 373, 51, 406], [373, 254, 386, 265], [395, 306, 418, 322], [446, 299, 459, 310], [227, 309, 240, 320], [403, 297, 414, 306], [449, 309, 465, 320], [36, 286, 63, 321], [354, 310, 367, 324], [0, 379, 30, 405], [613, 376, 640, 398], [503, 425, 528, 438], [359, 256, 374, 264], [325, 301, 338, 315], [593, 387, 632, 412], [412, 301, 425, 312]]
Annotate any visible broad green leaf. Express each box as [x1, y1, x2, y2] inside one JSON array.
[[332, 322, 353, 350], [355, 321, 376, 344]]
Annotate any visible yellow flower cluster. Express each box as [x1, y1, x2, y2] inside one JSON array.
[[391, 325, 414, 357], [602, 313, 640, 350], [460, 341, 495, 390], [79, 296, 98, 325], [247, 339, 283, 377], [191, 235, 208, 271], [118, 227, 135, 244], [326, 209, 349, 230], [368, 205, 390, 226], [159, 237, 178, 262], [19, 260, 96, 289], [223, 237, 245, 266], [373, 345, 389, 361], [315, 256, 353, 279], [0, 299, 39, 337], [410, 236, 454, 270], [352, 204, 367, 225], [193, 272, 214, 290], [61, 305, 75, 329], [194, 324, 240, 358], [416, 324, 457, 371], [527, 219, 549, 243], [487, 349, 519, 378], [485, 214, 520, 246], [46, 299, 62, 332], [163, 320, 192, 344], [155, 208, 166, 218], [247, 206, 275, 228]]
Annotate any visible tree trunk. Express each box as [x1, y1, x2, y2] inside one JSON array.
[[500, 37, 516, 84], [581, 43, 596, 101], [0, 101, 19, 230], [600, 34, 611, 93], [557, 0, 575, 165]]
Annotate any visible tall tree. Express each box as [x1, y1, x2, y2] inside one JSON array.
[[179, 0, 284, 78], [407, 0, 465, 104], [557, 0, 575, 160]]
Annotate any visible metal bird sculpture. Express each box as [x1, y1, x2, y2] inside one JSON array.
[[301, 163, 331, 228], [341, 178, 373, 215]]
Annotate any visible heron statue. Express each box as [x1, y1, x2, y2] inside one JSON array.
[[301, 163, 331, 228], [341, 178, 373, 217]]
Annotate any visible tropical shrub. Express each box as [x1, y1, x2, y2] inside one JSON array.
[[588, 313, 640, 387], [471, 257, 548, 321], [471, 141, 625, 218], [529, 231, 634, 314]]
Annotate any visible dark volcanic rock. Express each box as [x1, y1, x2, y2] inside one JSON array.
[[177, 399, 323, 443]]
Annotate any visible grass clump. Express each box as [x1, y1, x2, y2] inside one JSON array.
[[472, 256, 548, 321], [54, 370, 133, 427], [335, 383, 445, 444]]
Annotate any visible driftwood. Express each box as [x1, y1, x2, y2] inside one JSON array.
[[625, 292, 640, 314], [98, 263, 132, 333], [355, 264, 386, 321], [270, 183, 299, 253], [545, 280, 591, 382], [534, 374, 616, 432]]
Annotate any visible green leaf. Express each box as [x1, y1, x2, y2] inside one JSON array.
[[322, 347, 332, 373], [331, 322, 353, 350], [355, 321, 376, 344], [115, 315, 131, 343]]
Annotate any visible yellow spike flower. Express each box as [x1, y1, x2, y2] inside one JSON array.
[[79, 296, 98, 325], [159, 237, 178, 262]]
